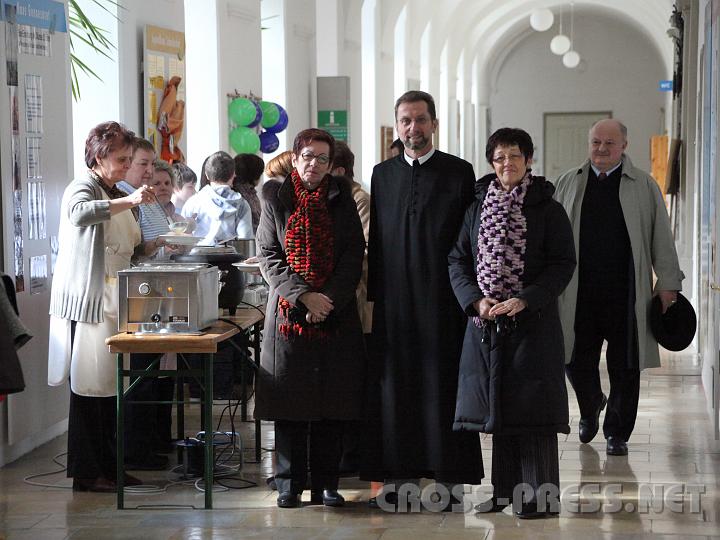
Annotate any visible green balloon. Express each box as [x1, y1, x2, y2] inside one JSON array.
[[228, 98, 258, 126], [229, 127, 261, 154], [260, 101, 280, 128]]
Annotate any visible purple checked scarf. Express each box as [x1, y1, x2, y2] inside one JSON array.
[[473, 172, 531, 328]]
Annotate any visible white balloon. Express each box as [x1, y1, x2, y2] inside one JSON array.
[[550, 34, 571, 55], [563, 50, 581, 68], [530, 8, 554, 32]]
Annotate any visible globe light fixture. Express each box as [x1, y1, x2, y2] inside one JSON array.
[[550, 34, 571, 55], [530, 8, 554, 32], [563, 50, 581, 68]]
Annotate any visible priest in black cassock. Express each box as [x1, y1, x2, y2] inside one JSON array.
[[364, 90, 482, 509]]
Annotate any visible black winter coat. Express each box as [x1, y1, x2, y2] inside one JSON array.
[[255, 174, 366, 421], [448, 174, 576, 435]]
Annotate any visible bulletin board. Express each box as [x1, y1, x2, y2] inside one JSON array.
[[0, 0, 72, 445], [143, 24, 186, 163]]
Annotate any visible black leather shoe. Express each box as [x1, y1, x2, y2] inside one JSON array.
[[475, 498, 510, 513], [579, 394, 607, 444], [440, 494, 463, 512], [515, 502, 552, 519], [277, 491, 301, 508], [369, 491, 398, 510], [72, 477, 117, 493], [124, 473, 142, 486], [310, 489, 345, 507], [606, 435, 628, 456], [125, 453, 169, 471]]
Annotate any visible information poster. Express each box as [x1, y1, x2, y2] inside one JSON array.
[[28, 180, 45, 239], [143, 25, 186, 162], [29, 254, 47, 294], [24, 74, 42, 132]]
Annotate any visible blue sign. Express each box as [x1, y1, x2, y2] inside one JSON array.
[[1, 0, 67, 33], [659, 80, 674, 92]]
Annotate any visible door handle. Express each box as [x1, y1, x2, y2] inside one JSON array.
[[711, 283, 720, 292]]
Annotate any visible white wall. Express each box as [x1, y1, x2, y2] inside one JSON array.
[[490, 15, 667, 176], [283, 0, 315, 147], [1, 0, 74, 465]]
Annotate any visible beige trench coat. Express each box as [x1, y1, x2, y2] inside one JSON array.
[[351, 181, 373, 333], [553, 155, 684, 370]]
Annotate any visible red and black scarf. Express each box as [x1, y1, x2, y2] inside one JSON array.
[[278, 169, 334, 340]]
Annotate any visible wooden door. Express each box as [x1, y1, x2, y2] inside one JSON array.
[[543, 112, 611, 179]]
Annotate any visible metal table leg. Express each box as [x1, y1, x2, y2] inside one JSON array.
[[253, 322, 262, 462], [116, 352, 125, 509], [203, 352, 213, 509]]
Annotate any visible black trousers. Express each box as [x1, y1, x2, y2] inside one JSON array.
[[492, 433, 559, 509], [66, 320, 116, 480], [67, 390, 117, 479], [565, 291, 641, 441], [125, 353, 174, 460], [274, 420, 345, 494]]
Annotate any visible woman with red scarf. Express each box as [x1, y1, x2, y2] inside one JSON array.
[[256, 128, 366, 508]]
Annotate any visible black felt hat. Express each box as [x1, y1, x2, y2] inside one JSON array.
[[650, 293, 696, 352]]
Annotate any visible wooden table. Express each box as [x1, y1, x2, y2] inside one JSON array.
[[106, 308, 264, 510]]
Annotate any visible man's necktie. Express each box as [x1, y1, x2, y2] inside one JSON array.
[[598, 172, 607, 180]]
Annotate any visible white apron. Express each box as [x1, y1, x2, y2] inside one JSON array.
[[70, 197, 140, 397]]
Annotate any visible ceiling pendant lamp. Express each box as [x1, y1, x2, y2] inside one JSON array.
[[563, 2, 581, 68], [550, 6, 570, 55], [530, 8, 554, 32]]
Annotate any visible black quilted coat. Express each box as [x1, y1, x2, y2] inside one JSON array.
[[449, 174, 576, 435]]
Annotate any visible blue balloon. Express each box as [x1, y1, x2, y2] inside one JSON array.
[[246, 101, 263, 128], [259, 131, 280, 153], [265, 105, 288, 133]]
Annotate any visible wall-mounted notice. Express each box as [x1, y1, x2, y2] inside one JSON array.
[[4, 3, 18, 86], [24, 74, 42, 132], [18, 24, 51, 56], [13, 190, 24, 293], [26, 137, 41, 178], [50, 235, 58, 274], [10, 133, 24, 291], [29, 254, 47, 294], [144, 25, 186, 163], [28, 181, 46, 239]]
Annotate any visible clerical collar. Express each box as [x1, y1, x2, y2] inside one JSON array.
[[591, 161, 622, 177], [404, 146, 436, 166]]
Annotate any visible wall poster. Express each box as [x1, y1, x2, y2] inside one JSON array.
[[24, 74, 42, 132], [29, 254, 47, 294], [143, 25, 186, 164]]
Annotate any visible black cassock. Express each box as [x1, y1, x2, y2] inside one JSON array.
[[364, 150, 483, 484]]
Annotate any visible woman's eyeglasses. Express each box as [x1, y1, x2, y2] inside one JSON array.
[[492, 153, 524, 164], [300, 152, 330, 165]]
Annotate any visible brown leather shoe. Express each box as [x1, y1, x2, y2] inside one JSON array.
[[72, 477, 117, 493], [124, 473, 142, 486]]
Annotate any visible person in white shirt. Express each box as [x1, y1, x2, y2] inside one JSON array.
[[181, 151, 253, 245]]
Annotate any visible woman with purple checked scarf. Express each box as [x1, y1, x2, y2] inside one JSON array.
[[448, 128, 576, 519]]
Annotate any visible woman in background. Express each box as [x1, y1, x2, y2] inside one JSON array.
[[233, 153, 264, 233], [264, 150, 293, 183], [171, 161, 197, 213]]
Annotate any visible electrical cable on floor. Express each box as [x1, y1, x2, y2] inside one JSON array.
[[23, 452, 72, 489]]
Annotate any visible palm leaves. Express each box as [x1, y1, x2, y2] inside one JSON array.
[[68, 0, 122, 100]]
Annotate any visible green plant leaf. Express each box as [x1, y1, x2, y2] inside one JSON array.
[[68, 0, 122, 101]]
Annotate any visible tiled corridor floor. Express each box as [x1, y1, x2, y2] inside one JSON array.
[[1, 351, 719, 539]]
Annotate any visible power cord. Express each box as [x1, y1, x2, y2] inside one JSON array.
[[23, 452, 71, 489]]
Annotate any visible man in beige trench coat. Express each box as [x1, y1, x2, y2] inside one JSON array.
[[553, 119, 684, 457]]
